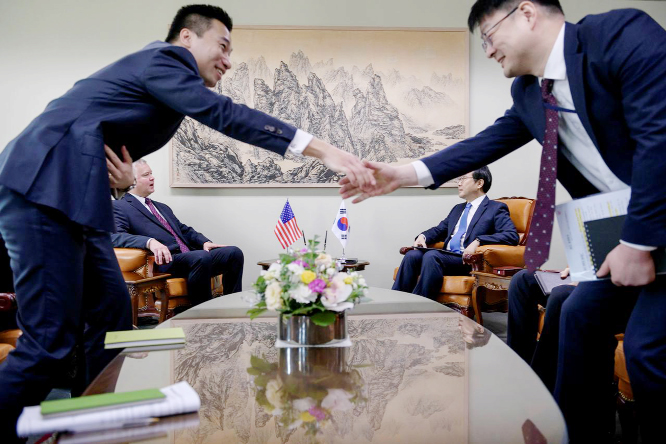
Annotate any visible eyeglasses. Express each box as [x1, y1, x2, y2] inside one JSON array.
[[457, 176, 475, 184], [481, 6, 518, 52]]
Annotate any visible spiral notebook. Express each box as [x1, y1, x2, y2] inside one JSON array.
[[584, 215, 665, 276]]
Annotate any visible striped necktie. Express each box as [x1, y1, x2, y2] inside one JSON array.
[[144, 198, 190, 253], [525, 78, 558, 271]]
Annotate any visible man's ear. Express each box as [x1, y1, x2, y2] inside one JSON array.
[[518, 1, 539, 29], [178, 28, 193, 48]]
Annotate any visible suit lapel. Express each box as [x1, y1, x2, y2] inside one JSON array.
[[125, 194, 171, 234], [526, 78, 546, 142], [465, 196, 489, 240], [444, 203, 466, 244], [564, 22, 600, 150], [153, 201, 184, 240]]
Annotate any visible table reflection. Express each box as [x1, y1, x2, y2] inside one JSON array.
[[80, 289, 565, 443], [248, 348, 365, 437]]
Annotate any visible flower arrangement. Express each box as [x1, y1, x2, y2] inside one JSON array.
[[247, 238, 368, 327], [247, 353, 364, 435]]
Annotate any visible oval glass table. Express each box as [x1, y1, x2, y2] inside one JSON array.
[[73, 287, 566, 443]]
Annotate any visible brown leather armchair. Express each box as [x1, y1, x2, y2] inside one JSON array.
[[394, 197, 536, 321], [114, 248, 223, 323], [0, 293, 21, 364]]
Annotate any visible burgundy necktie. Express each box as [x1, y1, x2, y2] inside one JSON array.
[[144, 198, 190, 253], [525, 79, 558, 272]]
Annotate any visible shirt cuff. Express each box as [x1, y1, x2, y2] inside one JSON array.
[[146, 238, 154, 249], [619, 240, 657, 252], [411, 161, 435, 187], [287, 129, 314, 155]]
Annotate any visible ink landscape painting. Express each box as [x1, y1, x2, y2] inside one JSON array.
[[171, 27, 469, 187]]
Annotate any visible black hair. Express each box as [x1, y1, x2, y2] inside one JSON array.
[[467, 0, 564, 32], [166, 4, 233, 43], [472, 166, 492, 193]]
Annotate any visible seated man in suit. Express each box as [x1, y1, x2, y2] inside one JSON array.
[[507, 268, 576, 392], [112, 159, 243, 305], [393, 166, 518, 299]]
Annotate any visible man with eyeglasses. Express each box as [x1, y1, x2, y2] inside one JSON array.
[[340, 1, 666, 441], [392, 167, 518, 299]]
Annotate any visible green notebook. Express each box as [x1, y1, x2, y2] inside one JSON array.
[[40, 388, 165, 417], [104, 327, 185, 349]]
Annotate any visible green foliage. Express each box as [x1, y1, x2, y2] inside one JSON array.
[[310, 311, 337, 327]]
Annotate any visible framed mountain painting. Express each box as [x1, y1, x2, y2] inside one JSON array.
[[170, 26, 469, 187]]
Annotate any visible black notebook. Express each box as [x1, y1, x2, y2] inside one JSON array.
[[584, 215, 665, 275], [534, 271, 572, 296], [414, 247, 463, 257]]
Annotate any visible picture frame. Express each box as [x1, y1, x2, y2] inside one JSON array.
[[170, 26, 469, 188]]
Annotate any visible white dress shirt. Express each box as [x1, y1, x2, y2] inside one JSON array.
[[287, 129, 313, 155], [445, 195, 486, 250]]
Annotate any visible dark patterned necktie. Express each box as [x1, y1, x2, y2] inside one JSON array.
[[525, 79, 558, 272], [145, 198, 190, 253]]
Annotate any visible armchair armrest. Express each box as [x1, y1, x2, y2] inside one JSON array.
[[464, 245, 526, 273], [399, 247, 414, 255]]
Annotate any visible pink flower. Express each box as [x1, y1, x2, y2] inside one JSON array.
[[300, 248, 309, 254], [308, 278, 326, 293], [308, 406, 327, 421], [293, 259, 309, 268]]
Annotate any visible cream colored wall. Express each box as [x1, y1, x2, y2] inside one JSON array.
[[1, 0, 664, 290]]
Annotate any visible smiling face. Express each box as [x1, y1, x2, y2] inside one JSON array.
[[182, 19, 232, 87], [479, 5, 534, 78]]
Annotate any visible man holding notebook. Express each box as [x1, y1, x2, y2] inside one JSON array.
[[392, 167, 518, 299], [340, 1, 666, 440]]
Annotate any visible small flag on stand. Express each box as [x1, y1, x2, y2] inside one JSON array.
[[275, 200, 302, 249], [331, 200, 349, 249]]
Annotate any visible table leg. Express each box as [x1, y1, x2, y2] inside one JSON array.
[[471, 279, 484, 326]]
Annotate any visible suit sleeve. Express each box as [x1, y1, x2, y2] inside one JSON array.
[[421, 105, 534, 189], [476, 203, 519, 246], [141, 46, 296, 157], [160, 204, 210, 249], [600, 11, 666, 246], [111, 203, 152, 249]]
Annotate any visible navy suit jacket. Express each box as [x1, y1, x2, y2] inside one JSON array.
[[421, 196, 519, 249], [420, 9, 666, 247], [112, 193, 209, 253], [0, 41, 296, 232]]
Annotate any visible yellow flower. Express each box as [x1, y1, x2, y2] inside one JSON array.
[[344, 276, 353, 285], [300, 411, 316, 422], [301, 270, 316, 284]]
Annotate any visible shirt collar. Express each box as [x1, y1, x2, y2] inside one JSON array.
[[468, 195, 486, 209], [542, 23, 567, 81], [130, 192, 147, 205]]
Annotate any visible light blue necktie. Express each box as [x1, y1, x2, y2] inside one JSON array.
[[449, 203, 472, 253]]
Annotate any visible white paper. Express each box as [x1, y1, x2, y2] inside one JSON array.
[[555, 188, 631, 281], [58, 413, 200, 444], [17, 381, 200, 437]]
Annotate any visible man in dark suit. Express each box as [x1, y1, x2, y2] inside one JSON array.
[[341, 1, 666, 441], [113, 159, 243, 304], [0, 5, 373, 437], [393, 167, 518, 299], [507, 268, 575, 393]]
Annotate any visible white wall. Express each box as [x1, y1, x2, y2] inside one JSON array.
[[1, 0, 664, 289]]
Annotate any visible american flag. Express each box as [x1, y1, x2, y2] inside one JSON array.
[[275, 200, 302, 249]]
